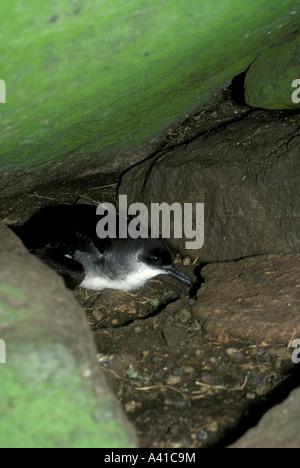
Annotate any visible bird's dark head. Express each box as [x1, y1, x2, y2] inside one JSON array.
[[140, 239, 172, 268], [139, 239, 193, 287]]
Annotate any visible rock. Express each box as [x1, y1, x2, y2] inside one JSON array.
[[191, 321, 201, 331], [92, 310, 105, 322], [162, 326, 188, 348], [183, 257, 192, 266], [119, 110, 300, 262], [183, 366, 195, 375], [257, 347, 266, 356], [1, 2, 298, 202], [230, 386, 300, 448], [175, 309, 192, 323], [166, 375, 182, 386], [200, 373, 219, 386], [164, 297, 190, 317], [245, 35, 300, 109], [234, 352, 244, 361], [0, 220, 137, 448], [141, 350, 150, 360], [198, 430, 208, 441], [226, 348, 238, 358], [172, 367, 185, 376], [125, 401, 137, 414], [192, 253, 300, 345]]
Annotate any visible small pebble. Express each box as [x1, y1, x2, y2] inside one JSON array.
[[164, 398, 173, 406], [247, 373, 262, 387], [234, 351, 244, 360], [200, 372, 217, 386], [197, 430, 208, 441], [266, 376, 275, 386], [172, 399, 188, 408], [191, 321, 201, 331], [92, 310, 105, 321], [151, 355, 161, 364], [226, 348, 238, 357], [210, 356, 220, 366], [125, 401, 137, 413], [172, 367, 185, 376], [176, 309, 191, 323], [141, 350, 150, 360], [163, 291, 173, 299], [166, 375, 182, 385], [183, 366, 194, 375], [183, 257, 192, 266], [154, 370, 164, 380], [186, 341, 195, 349]]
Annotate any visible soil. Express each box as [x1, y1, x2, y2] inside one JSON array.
[[1, 92, 299, 448], [74, 270, 298, 448]]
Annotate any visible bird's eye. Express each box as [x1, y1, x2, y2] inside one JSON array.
[[152, 256, 159, 262]]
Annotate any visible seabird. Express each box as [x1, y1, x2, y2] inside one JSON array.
[[11, 204, 193, 291]]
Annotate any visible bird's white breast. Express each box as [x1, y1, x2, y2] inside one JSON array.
[[79, 263, 165, 291]]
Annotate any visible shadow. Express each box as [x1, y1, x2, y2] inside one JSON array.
[[214, 366, 300, 448], [189, 264, 205, 299], [230, 70, 248, 105]]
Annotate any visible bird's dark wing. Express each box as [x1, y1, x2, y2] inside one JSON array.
[[33, 242, 86, 289]]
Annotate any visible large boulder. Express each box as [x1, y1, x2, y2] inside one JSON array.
[[0, 1, 299, 197], [245, 35, 300, 109], [230, 386, 300, 448], [192, 253, 300, 345], [0, 219, 137, 448], [119, 109, 300, 262]]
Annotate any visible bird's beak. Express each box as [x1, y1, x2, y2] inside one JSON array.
[[163, 265, 193, 287]]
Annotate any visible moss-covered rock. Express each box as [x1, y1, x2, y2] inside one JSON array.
[[0, 0, 299, 179], [245, 35, 300, 109], [0, 220, 137, 448]]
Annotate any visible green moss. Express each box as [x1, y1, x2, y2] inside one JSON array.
[[245, 34, 300, 109], [0, 282, 26, 301], [0, 279, 135, 447], [0, 362, 134, 448], [0, 282, 29, 323], [0, 0, 299, 173]]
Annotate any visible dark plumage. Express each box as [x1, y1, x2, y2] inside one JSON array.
[[11, 204, 193, 291]]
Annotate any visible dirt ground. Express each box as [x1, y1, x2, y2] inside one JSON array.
[[1, 91, 299, 448], [74, 268, 297, 448]]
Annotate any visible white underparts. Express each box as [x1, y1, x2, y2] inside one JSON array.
[[79, 263, 166, 291]]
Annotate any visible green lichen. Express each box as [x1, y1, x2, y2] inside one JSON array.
[[0, 362, 134, 448], [245, 34, 300, 109], [0, 0, 298, 174], [0, 282, 29, 323]]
